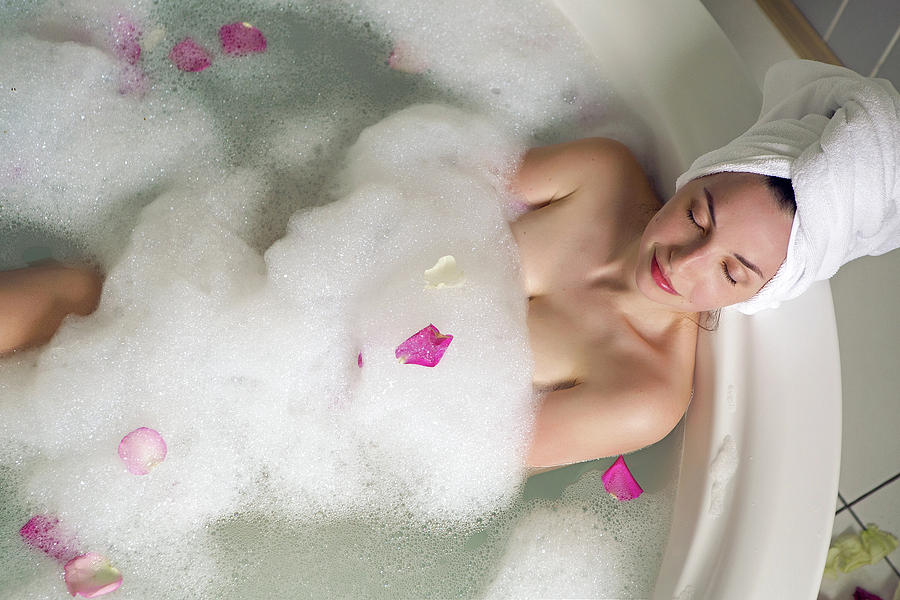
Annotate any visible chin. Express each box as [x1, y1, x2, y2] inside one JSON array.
[[637, 272, 675, 307]]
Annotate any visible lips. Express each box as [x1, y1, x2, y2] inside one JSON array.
[[651, 251, 679, 295]]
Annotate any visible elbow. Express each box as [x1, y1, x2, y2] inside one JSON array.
[[63, 265, 104, 316], [631, 400, 686, 452], [524, 393, 687, 470]]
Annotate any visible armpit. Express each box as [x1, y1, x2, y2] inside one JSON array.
[[533, 378, 580, 395]]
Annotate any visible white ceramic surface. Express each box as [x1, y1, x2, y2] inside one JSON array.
[[552, 1, 843, 598]]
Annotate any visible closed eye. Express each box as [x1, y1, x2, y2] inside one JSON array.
[[722, 261, 737, 286], [686, 208, 704, 232]]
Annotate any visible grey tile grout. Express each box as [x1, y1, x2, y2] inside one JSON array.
[[823, 0, 850, 42], [836, 492, 848, 515], [843, 472, 900, 510]]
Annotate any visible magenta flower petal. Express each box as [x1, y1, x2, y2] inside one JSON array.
[[219, 22, 267, 55], [853, 588, 884, 600], [169, 38, 212, 72], [601, 455, 644, 501], [357, 352, 363, 368], [64, 553, 123, 598], [388, 42, 427, 74], [118, 427, 167, 475], [110, 15, 142, 65], [395, 324, 453, 367], [19, 515, 80, 564]]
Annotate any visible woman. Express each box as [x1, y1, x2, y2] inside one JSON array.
[[0, 140, 802, 470], [2, 59, 897, 472], [511, 138, 794, 468], [515, 57, 900, 469]]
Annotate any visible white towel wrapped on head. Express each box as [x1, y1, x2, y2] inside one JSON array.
[[675, 59, 900, 314]]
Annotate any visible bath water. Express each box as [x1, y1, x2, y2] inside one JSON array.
[[0, 0, 679, 597]]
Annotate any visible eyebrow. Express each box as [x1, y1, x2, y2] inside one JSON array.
[[705, 187, 764, 280], [735, 253, 764, 280], [704, 188, 717, 227]]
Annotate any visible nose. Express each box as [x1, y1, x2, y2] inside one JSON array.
[[670, 237, 715, 275]]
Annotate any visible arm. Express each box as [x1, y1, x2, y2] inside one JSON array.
[[0, 263, 103, 356], [525, 377, 687, 470], [510, 137, 640, 208]]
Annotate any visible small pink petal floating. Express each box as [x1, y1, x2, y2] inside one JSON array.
[[21, 517, 122, 596], [395, 324, 452, 367], [110, 14, 142, 65], [19, 515, 79, 563], [601, 455, 643, 501], [219, 22, 267, 55], [64, 553, 123, 598], [169, 38, 212, 72], [357, 352, 363, 368], [388, 42, 427, 74], [118, 427, 167, 475]]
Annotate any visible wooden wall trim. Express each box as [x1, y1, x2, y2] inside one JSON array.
[[755, 0, 843, 66]]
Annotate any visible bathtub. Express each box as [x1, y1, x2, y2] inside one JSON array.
[[553, 1, 843, 597], [0, 1, 842, 597]]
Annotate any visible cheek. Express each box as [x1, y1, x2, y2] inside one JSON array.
[[648, 203, 687, 236], [642, 211, 669, 241]]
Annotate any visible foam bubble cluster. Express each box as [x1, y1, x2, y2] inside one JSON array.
[[0, 0, 677, 597], [485, 471, 676, 599]]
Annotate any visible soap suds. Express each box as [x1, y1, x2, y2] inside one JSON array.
[[0, 0, 675, 597]]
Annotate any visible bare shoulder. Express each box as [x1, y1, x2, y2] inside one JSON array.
[[562, 138, 662, 223], [512, 137, 652, 208]]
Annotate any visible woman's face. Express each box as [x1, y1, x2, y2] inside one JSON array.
[[636, 172, 794, 313]]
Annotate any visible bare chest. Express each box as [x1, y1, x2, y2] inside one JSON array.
[[510, 193, 622, 297], [525, 287, 628, 387], [510, 187, 694, 389]]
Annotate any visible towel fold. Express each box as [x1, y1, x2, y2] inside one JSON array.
[[675, 59, 900, 314]]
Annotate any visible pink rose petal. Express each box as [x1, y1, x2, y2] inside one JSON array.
[[388, 42, 427, 74], [64, 553, 123, 598], [219, 22, 267, 55], [118, 427, 167, 475], [395, 324, 452, 367], [169, 38, 212, 72], [109, 14, 142, 65], [19, 515, 80, 564], [601, 455, 644, 501], [357, 352, 363, 368]]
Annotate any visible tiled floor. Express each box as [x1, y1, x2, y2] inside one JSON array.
[[697, 1, 900, 599]]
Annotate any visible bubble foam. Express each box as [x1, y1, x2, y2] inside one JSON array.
[[0, 0, 677, 597]]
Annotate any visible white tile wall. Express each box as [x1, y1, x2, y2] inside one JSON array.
[[697, 1, 900, 598]]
